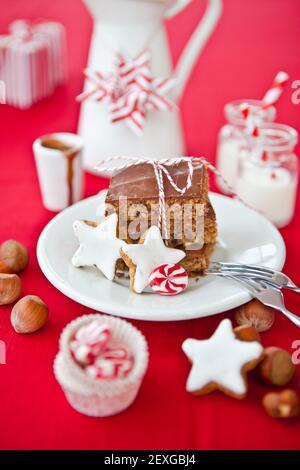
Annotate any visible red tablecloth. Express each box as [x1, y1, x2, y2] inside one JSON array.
[[0, 0, 300, 450]]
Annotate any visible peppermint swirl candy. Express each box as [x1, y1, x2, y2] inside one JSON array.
[[148, 264, 188, 296]]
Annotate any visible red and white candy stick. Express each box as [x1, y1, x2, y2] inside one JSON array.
[[75, 320, 111, 348], [71, 321, 111, 365], [85, 345, 133, 380], [70, 341, 95, 366]]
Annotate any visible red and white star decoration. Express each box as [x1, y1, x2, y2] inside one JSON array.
[[77, 50, 177, 135]]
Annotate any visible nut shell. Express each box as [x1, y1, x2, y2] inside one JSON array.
[[257, 347, 296, 386], [11, 295, 48, 334], [0, 240, 29, 274], [0, 273, 22, 305], [234, 324, 261, 343], [262, 390, 299, 418], [235, 299, 275, 332]]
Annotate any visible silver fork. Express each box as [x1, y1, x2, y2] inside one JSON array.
[[207, 262, 300, 294], [228, 275, 300, 328]]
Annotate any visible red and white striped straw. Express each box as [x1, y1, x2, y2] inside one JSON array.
[[240, 102, 257, 136], [240, 102, 268, 160], [261, 71, 289, 110], [239, 71, 289, 161], [240, 70, 289, 130]]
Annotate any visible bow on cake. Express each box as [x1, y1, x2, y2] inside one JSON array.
[[77, 50, 177, 136]]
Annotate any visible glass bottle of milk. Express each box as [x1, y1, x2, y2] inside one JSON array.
[[236, 123, 298, 228], [216, 100, 276, 193]]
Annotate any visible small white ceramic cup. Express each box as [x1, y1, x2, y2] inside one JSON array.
[[33, 132, 84, 211]]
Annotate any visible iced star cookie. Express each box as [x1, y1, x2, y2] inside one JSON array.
[[72, 213, 126, 281], [120, 225, 186, 294], [182, 319, 264, 399]]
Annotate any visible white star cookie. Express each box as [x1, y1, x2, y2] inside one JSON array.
[[72, 214, 126, 281], [121, 225, 186, 294], [182, 319, 264, 399]]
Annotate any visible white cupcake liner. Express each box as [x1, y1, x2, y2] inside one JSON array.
[[54, 314, 149, 417]]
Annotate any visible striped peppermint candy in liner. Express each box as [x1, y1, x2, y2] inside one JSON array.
[[75, 320, 111, 347], [54, 314, 149, 417], [71, 320, 111, 365], [70, 341, 95, 366], [69, 320, 134, 379], [85, 346, 134, 380], [149, 264, 188, 296]]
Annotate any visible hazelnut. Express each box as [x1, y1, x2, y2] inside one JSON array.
[[11, 295, 48, 334], [0, 273, 22, 305], [234, 324, 261, 343], [235, 299, 275, 332], [257, 347, 296, 386], [262, 390, 299, 418], [0, 240, 29, 274]]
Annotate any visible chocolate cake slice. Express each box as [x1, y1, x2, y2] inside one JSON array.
[[105, 161, 217, 276]]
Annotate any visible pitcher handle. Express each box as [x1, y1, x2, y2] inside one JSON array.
[[165, 0, 193, 18], [166, 0, 223, 103]]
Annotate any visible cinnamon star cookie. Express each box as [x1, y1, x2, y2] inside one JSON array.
[[182, 318, 264, 399], [72, 214, 126, 281], [121, 225, 185, 294]]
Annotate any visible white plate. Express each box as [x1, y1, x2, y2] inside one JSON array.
[[37, 192, 286, 321]]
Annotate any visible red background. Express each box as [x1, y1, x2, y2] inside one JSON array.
[[0, 0, 300, 450]]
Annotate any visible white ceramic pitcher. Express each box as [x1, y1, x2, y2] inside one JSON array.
[[79, 0, 222, 173]]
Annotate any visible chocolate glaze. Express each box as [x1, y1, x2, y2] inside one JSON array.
[[41, 138, 72, 152], [106, 162, 208, 202]]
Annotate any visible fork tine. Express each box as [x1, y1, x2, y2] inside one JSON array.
[[207, 263, 275, 278], [228, 275, 263, 294], [206, 265, 273, 280], [255, 278, 281, 291], [211, 262, 274, 275], [206, 267, 273, 280]]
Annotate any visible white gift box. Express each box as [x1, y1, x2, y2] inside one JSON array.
[[0, 19, 67, 109]]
